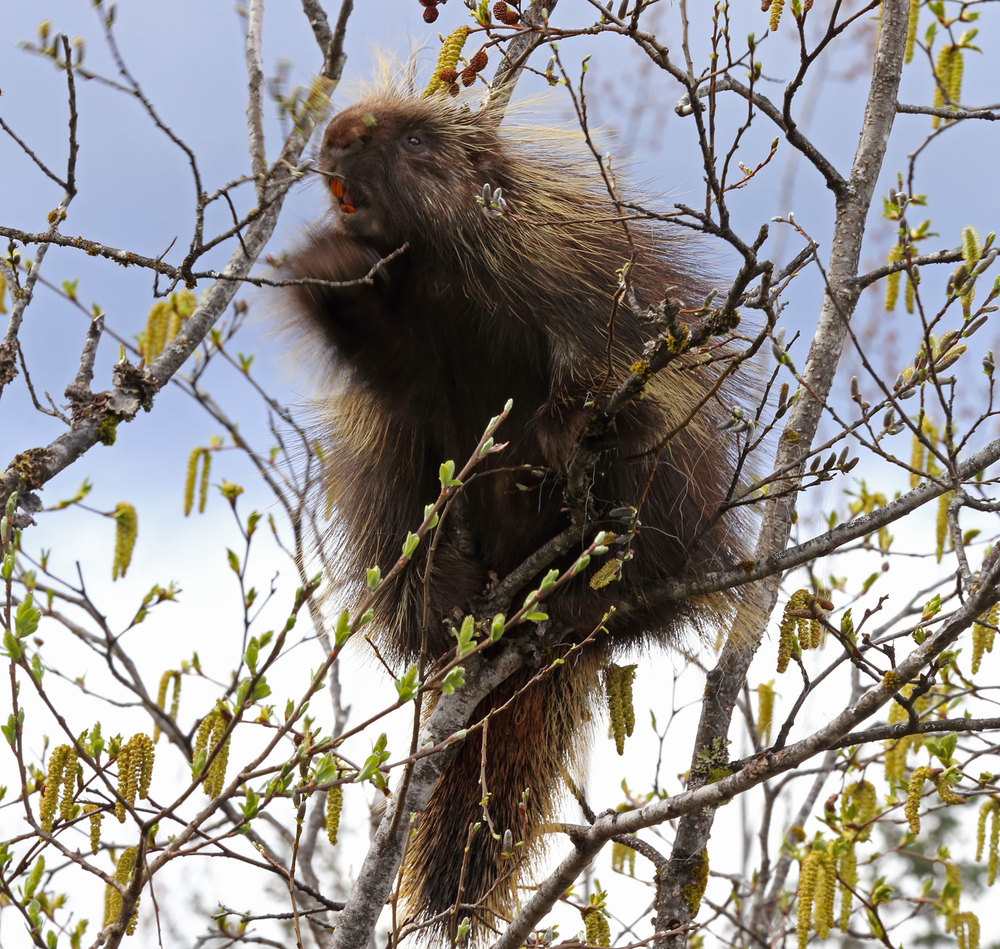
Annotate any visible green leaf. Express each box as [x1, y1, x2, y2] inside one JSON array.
[[1, 710, 20, 744], [356, 733, 390, 782], [453, 615, 476, 657], [251, 676, 270, 702], [441, 667, 465, 695], [366, 566, 381, 591], [490, 614, 505, 642], [334, 609, 352, 647], [395, 663, 420, 703], [312, 754, 340, 785], [15, 596, 40, 639], [402, 532, 420, 558], [2, 629, 22, 662], [244, 637, 259, 673], [24, 855, 44, 898], [926, 732, 958, 766], [241, 787, 259, 819], [226, 548, 240, 574], [439, 460, 462, 488]]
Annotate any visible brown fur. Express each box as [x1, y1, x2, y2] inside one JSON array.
[[286, 88, 753, 939]]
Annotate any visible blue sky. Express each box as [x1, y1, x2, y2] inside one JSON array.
[[2, 2, 1000, 945]]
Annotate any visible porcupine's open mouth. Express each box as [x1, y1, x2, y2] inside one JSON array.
[[329, 176, 364, 215]]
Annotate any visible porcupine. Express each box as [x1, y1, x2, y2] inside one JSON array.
[[286, 85, 754, 937]]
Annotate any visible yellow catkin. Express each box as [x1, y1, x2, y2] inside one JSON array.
[[951, 911, 981, 949], [183, 447, 212, 517], [153, 670, 181, 742], [991, 803, 999, 887], [932, 46, 959, 128], [807, 616, 822, 649], [842, 780, 877, 841], [60, 745, 78, 820], [909, 431, 925, 488], [769, 0, 785, 31], [165, 307, 182, 344], [621, 664, 636, 738], [885, 242, 904, 311], [884, 739, 905, 787], [115, 734, 154, 822], [796, 850, 821, 949], [936, 491, 953, 563], [193, 712, 215, 765], [40, 744, 70, 832], [611, 840, 636, 876], [204, 714, 231, 798], [777, 614, 796, 673], [933, 770, 965, 806], [813, 851, 836, 939], [422, 26, 470, 96], [905, 268, 916, 313], [946, 858, 962, 900], [904, 0, 920, 63], [133, 734, 154, 799], [104, 846, 139, 934], [582, 906, 611, 948], [905, 766, 928, 834], [785, 590, 825, 651], [198, 448, 211, 513], [976, 798, 1000, 884], [111, 502, 137, 580], [141, 302, 169, 361], [757, 681, 774, 746], [183, 448, 200, 516], [325, 778, 343, 847], [838, 840, 857, 932], [141, 291, 194, 360], [912, 417, 937, 488], [947, 47, 964, 107], [85, 802, 102, 855], [116, 742, 133, 823], [778, 590, 812, 671], [605, 663, 636, 755]]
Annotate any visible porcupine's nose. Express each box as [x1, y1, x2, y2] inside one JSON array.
[[320, 117, 370, 211], [321, 116, 370, 164]]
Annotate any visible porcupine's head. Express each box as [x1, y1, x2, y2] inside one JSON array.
[[316, 90, 512, 255]]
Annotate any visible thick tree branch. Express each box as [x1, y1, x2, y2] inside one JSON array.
[[654, 3, 910, 945]]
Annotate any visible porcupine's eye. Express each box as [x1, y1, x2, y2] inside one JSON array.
[[403, 133, 424, 151]]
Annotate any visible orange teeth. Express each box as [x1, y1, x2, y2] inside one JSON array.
[[330, 177, 355, 212]]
